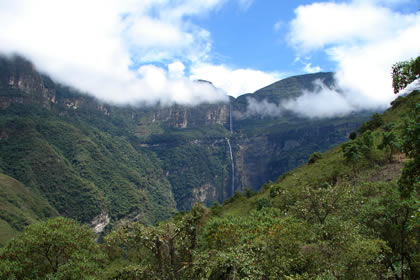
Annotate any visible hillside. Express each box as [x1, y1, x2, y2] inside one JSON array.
[[104, 89, 419, 279], [1, 88, 417, 279], [0, 56, 372, 244], [0, 173, 57, 245]]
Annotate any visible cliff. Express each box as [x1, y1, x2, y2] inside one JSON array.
[[0, 55, 371, 227]]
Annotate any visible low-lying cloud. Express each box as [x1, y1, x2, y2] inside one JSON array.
[[190, 63, 283, 98], [241, 98, 284, 118], [242, 79, 359, 119], [0, 0, 272, 106], [281, 80, 356, 118], [287, 0, 420, 115]]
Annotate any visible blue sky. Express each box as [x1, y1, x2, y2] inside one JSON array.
[[194, 0, 419, 75], [0, 0, 419, 116], [197, 1, 319, 72]]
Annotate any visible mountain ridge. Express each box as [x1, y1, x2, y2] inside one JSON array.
[[0, 55, 372, 244]]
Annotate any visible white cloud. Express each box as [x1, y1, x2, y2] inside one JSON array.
[[281, 80, 356, 118], [399, 78, 420, 95], [190, 63, 283, 97], [0, 0, 280, 106], [0, 0, 236, 105], [287, 0, 420, 116], [241, 97, 284, 118], [168, 61, 186, 79], [303, 63, 322, 73], [242, 80, 358, 119]]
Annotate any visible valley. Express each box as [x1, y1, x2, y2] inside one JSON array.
[[0, 56, 372, 239]]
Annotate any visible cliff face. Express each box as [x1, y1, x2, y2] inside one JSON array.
[[0, 57, 56, 109], [0, 56, 371, 218], [151, 103, 229, 129]]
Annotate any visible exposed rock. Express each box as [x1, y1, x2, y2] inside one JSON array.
[[90, 212, 110, 234], [192, 183, 217, 206]]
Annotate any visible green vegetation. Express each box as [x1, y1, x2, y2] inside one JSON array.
[[0, 102, 177, 237], [392, 56, 420, 94], [0, 217, 105, 279], [0, 173, 57, 246], [1, 88, 418, 279], [2, 57, 419, 279]]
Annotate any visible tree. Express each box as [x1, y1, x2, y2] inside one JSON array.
[[378, 131, 401, 162], [398, 103, 420, 199], [308, 152, 323, 164], [105, 204, 208, 280], [392, 56, 420, 94], [359, 113, 384, 133], [0, 217, 105, 279]]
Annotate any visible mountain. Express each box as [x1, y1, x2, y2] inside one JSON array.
[[2, 89, 418, 279], [0, 56, 372, 243]]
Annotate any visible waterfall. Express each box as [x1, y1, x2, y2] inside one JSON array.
[[229, 103, 233, 133], [226, 138, 234, 195]]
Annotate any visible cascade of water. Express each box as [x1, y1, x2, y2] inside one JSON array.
[[229, 103, 233, 134], [226, 138, 234, 195]]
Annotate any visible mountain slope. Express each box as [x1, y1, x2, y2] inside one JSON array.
[[0, 173, 57, 246], [0, 55, 371, 233], [97, 90, 420, 279]]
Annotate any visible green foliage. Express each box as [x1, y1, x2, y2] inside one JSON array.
[[378, 131, 401, 162], [155, 141, 227, 210], [0, 217, 105, 279], [308, 152, 323, 164], [0, 173, 57, 246], [349, 131, 357, 140], [2, 57, 420, 279], [0, 105, 177, 225], [244, 187, 256, 198], [210, 201, 223, 216], [359, 113, 384, 133], [392, 56, 420, 94], [398, 103, 420, 199], [104, 204, 207, 279], [256, 197, 272, 210]]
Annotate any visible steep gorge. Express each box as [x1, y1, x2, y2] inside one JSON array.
[[0, 56, 372, 232]]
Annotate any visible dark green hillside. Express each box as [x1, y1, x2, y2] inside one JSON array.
[[254, 72, 335, 101], [0, 104, 177, 227], [0, 173, 57, 246], [1, 57, 418, 279], [95, 90, 417, 279], [0, 56, 371, 246], [233, 72, 334, 111]]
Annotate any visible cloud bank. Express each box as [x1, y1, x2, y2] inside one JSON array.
[[190, 63, 282, 98], [285, 0, 420, 117], [0, 0, 274, 106], [242, 79, 356, 119]]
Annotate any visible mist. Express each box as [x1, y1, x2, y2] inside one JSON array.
[[242, 78, 391, 119], [241, 97, 284, 118]]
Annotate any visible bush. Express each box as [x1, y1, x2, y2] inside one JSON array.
[[308, 152, 323, 164], [359, 113, 384, 133], [256, 198, 272, 210], [0, 217, 105, 279]]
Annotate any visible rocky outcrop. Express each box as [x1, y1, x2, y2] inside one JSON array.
[[90, 212, 110, 234], [0, 56, 56, 109]]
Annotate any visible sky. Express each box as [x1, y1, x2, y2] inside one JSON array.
[[0, 0, 419, 116]]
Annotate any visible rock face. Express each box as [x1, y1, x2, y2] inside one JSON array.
[[91, 212, 110, 234], [0, 57, 56, 109], [0, 56, 372, 216]]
